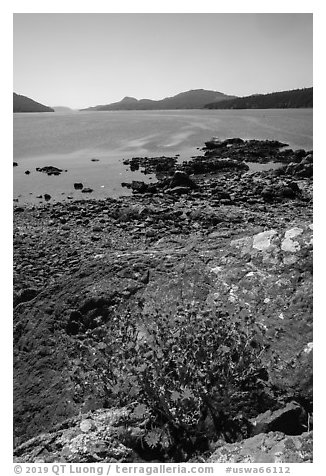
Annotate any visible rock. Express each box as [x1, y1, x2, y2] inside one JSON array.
[[211, 188, 231, 199], [36, 166, 63, 176], [293, 149, 307, 162], [207, 431, 312, 463], [13, 138, 313, 461], [223, 138, 244, 145], [14, 407, 146, 463], [277, 185, 296, 199], [261, 186, 275, 201], [13, 162, 18, 167], [165, 186, 191, 195], [190, 157, 249, 174], [131, 181, 148, 193], [125, 156, 176, 175], [80, 419, 95, 433], [297, 164, 313, 178], [14, 288, 39, 307], [284, 159, 313, 179], [303, 153, 313, 164], [81, 188, 93, 194], [169, 171, 198, 190], [204, 139, 224, 149], [25, 170, 30, 175], [44, 194, 51, 201], [250, 402, 307, 436], [74, 183, 84, 190]]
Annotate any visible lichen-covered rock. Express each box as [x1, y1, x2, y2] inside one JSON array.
[[207, 431, 312, 463], [14, 407, 147, 463]]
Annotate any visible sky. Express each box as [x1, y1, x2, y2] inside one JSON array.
[[13, 13, 313, 109]]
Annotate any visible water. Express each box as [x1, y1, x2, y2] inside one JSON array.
[[13, 109, 313, 203]]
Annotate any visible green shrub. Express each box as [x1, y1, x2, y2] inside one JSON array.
[[102, 304, 270, 460]]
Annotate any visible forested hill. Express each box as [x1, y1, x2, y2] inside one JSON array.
[[204, 87, 313, 109], [13, 93, 54, 113], [81, 89, 237, 111]]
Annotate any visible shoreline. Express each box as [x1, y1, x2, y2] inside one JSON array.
[[14, 138, 313, 463]]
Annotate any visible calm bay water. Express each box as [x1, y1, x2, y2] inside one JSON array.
[[13, 109, 313, 203]]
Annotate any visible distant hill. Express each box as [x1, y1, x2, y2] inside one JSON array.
[[52, 106, 74, 112], [204, 87, 313, 109], [81, 89, 237, 111], [13, 93, 54, 113]]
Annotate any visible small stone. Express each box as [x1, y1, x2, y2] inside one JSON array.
[[303, 342, 313, 354], [13, 162, 18, 167], [25, 170, 30, 175], [44, 194, 51, 201], [74, 183, 83, 190], [82, 188, 93, 193], [253, 230, 277, 251], [80, 419, 94, 433]]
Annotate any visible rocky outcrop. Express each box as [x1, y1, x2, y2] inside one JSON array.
[[280, 153, 313, 178], [13, 138, 313, 462], [14, 407, 312, 464], [13, 202, 313, 447], [123, 156, 177, 174], [121, 140, 313, 200], [14, 407, 146, 463], [207, 431, 312, 463]]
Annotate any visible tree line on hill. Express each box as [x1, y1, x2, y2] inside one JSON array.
[[204, 88, 313, 109]]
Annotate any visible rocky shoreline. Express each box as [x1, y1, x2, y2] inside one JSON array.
[[13, 139, 313, 463]]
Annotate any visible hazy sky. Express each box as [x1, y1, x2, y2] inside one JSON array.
[[13, 13, 313, 109]]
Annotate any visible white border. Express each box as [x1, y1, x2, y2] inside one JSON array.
[[3, 2, 322, 473]]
